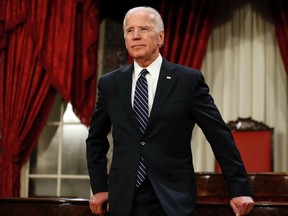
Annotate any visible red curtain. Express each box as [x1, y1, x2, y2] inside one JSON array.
[[271, 0, 288, 76], [0, 0, 99, 197], [159, 0, 214, 69], [71, 1, 98, 125], [37, 0, 99, 126]]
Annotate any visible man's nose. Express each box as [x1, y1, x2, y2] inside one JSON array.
[[132, 30, 141, 39]]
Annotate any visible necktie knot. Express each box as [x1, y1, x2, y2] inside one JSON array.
[[140, 69, 149, 77]]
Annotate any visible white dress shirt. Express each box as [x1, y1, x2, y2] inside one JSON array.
[[131, 54, 163, 116]]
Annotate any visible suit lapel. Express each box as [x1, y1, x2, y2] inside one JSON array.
[[115, 64, 142, 133], [115, 60, 178, 135], [148, 59, 178, 128]]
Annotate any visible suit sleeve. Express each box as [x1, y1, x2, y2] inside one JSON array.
[[86, 77, 111, 194], [190, 72, 254, 198]]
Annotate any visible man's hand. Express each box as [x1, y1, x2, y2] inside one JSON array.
[[230, 196, 254, 216], [89, 192, 109, 216]]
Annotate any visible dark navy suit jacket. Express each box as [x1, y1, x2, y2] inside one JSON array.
[[86, 59, 253, 216]]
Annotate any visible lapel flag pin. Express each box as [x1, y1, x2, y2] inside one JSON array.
[[166, 76, 171, 79]]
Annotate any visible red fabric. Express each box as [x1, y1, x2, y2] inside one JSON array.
[[271, 0, 288, 76], [35, 0, 99, 126], [0, 0, 27, 49], [0, 24, 57, 196], [216, 131, 273, 172], [0, 0, 99, 196], [159, 0, 214, 69], [70, 0, 99, 125]]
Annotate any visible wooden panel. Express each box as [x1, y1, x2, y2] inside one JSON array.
[[0, 198, 287, 216], [1, 172, 288, 215], [196, 202, 288, 216], [196, 172, 288, 202], [0, 198, 94, 216]]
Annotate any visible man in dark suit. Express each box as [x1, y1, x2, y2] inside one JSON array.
[[86, 6, 254, 216]]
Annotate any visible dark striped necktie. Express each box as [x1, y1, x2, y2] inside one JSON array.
[[134, 69, 149, 188]]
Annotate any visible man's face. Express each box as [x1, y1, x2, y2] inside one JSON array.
[[124, 11, 164, 63]]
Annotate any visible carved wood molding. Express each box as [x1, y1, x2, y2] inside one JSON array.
[[227, 117, 274, 131]]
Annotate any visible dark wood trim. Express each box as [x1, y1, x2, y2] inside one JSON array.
[[227, 117, 274, 131], [196, 172, 288, 202], [1, 172, 288, 215], [0, 198, 288, 216]]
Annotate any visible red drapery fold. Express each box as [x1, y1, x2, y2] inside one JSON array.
[[71, 0, 99, 125], [0, 0, 27, 49], [0, 0, 99, 196], [0, 18, 57, 197], [35, 0, 99, 126], [271, 0, 288, 76], [159, 0, 214, 69]]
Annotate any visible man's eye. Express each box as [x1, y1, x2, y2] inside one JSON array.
[[141, 28, 148, 32]]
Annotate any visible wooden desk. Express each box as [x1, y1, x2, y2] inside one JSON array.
[[196, 201, 288, 216], [0, 198, 287, 216], [196, 172, 288, 202], [1, 172, 287, 215]]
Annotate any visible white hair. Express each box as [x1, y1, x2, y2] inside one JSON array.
[[123, 6, 164, 37]]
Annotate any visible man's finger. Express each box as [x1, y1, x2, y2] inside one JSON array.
[[230, 200, 239, 216]]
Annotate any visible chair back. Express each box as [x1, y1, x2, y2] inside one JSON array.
[[216, 117, 274, 172]]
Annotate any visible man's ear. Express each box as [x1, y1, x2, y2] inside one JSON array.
[[158, 31, 165, 47]]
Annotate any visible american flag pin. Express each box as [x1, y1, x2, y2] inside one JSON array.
[[166, 76, 171, 79]]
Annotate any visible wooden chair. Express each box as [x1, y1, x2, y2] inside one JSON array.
[[216, 117, 274, 172]]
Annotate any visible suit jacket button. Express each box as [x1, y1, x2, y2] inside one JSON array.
[[140, 141, 146, 146]]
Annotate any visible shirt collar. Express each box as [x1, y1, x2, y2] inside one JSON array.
[[133, 54, 163, 79]]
